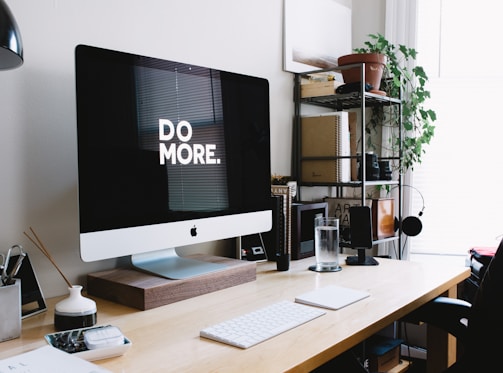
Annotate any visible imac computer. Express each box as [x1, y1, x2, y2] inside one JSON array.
[[75, 45, 272, 280]]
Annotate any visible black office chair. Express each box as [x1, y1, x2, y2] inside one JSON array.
[[407, 239, 503, 372]]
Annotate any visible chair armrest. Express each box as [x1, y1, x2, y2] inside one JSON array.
[[405, 297, 471, 344]]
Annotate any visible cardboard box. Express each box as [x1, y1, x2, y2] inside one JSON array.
[[372, 198, 395, 239], [300, 81, 335, 98], [370, 345, 400, 372], [368, 337, 402, 372]]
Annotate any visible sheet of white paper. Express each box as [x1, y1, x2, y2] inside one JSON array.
[[0, 345, 112, 373], [295, 285, 370, 310]]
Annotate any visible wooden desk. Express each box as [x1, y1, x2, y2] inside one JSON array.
[[0, 257, 469, 373]]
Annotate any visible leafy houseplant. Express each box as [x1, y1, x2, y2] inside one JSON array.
[[353, 33, 437, 171]]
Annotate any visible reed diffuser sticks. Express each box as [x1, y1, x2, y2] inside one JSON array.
[[23, 227, 73, 288]]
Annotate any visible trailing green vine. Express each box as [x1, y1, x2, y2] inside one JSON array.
[[354, 33, 437, 171]]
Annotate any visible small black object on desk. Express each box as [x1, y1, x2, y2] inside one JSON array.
[[346, 206, 379, 266], [276, 253, 290, 271]]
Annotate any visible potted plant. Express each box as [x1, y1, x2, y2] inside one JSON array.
[[337, 53, 387, 92], [351, 33, 437, 172]]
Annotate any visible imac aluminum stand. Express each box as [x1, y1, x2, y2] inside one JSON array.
[[131, 248, 226, 280]]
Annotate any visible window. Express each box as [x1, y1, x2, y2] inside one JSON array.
[[411, 0, 503, 255]]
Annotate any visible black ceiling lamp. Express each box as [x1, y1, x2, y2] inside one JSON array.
[[0, 0, 23, 70]]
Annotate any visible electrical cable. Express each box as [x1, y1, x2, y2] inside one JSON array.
[[387, 184, 426, 217], [392, 239, 399, 261], [401, 236, 409, 259], [401, 321, 413, 368], [258, 232, 268, 261]]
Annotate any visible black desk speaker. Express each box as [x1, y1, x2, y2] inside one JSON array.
[[347, 206, 379, 266]]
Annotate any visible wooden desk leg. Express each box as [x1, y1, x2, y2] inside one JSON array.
[[426, 286, 458, 373]]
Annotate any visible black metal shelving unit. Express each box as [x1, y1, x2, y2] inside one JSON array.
[[293, 63, 404, 258]]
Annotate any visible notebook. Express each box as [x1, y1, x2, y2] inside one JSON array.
[[295, 285, 370, 310], [0, 345, 111, 373]]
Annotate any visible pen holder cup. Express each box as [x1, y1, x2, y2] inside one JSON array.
[[0, 279, 21, 342], [276, 253, 290, 271]]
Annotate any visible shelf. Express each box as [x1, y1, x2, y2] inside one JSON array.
[[340, 235, 398, 249], [300, 91, 401, 110], [300, 155, 401, 161], [299, 179, 399, 188], [293, 67, 404, 258], [373, 236, 399, 245]]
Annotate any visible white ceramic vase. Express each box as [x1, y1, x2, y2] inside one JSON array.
[[54, 285, 97, 331]]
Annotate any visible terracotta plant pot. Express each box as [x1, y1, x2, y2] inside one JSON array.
[[337, 53, 387, 91]]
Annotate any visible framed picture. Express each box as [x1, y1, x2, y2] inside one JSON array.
[[283, 0, 352, 73]]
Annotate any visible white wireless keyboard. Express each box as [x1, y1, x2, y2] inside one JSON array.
[[200, 300, 326, 349]]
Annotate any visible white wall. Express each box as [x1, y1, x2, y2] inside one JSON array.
[[1, 0, 383, 298], [1, 0, 295, 297], [351, 0, 385, 49]]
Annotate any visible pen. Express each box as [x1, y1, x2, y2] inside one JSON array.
[[1, 250, 11, 282], [1, 245, 25, 286], [4, 252, 26, 286]]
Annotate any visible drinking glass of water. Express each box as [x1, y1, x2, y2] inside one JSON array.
[[309, 217, 341, 272]]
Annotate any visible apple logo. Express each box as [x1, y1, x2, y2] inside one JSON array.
[[190, 225, 197, 237]]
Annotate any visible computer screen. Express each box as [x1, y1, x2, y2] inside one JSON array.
[[75, 45, 272, 279]]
